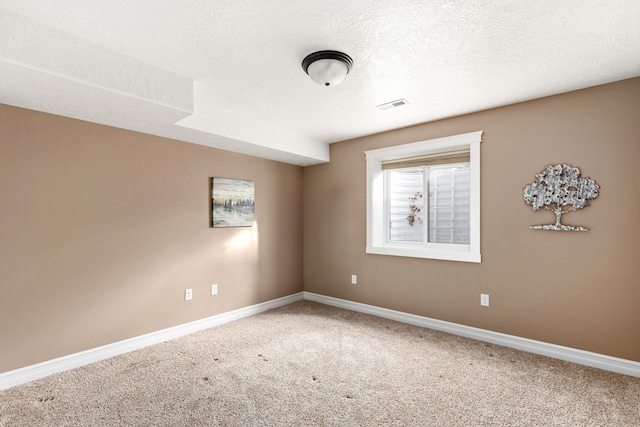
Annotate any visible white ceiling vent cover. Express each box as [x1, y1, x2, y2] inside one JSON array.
[[376, 99, 409, 110]]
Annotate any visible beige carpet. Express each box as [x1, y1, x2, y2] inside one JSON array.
[[1, 300, 639, 426]]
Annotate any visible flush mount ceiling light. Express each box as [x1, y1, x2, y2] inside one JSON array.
[[301, 50, 353, 87]]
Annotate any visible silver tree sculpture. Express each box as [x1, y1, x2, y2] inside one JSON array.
[[523, 164, 599, 231]]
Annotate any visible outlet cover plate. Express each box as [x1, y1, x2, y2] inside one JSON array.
[[480, 293, 489, 307]]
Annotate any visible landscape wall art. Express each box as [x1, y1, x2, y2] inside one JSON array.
[[211, 177, 255, 227]]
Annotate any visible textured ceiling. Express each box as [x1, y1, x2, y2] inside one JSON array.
[[1, 0, 639, 166]]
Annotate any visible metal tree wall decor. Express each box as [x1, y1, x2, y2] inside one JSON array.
[[523, 164, 599, 231]]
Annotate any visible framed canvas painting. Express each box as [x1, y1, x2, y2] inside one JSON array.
[[211, 177, 255, 227]]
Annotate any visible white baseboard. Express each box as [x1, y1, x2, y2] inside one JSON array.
[[303, 292, 640, 378], [3, 290, 637, 391], [0, 292, 304, 391]]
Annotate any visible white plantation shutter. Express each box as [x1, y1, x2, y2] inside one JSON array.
[[386, 163, 470, 245], [428, 165, 470, 244], [388, 168, 424, 242]]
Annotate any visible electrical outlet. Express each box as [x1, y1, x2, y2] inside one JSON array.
[[185, 288, 193, 301], [480, 293, 489, 307], [211, 284, 218, 296], [351, 275, 357, 285]]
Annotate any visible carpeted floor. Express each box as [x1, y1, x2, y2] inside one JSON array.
[[1, 300, 639, 426]]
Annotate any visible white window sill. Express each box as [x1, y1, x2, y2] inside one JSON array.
[[366, 244, 481, 263]]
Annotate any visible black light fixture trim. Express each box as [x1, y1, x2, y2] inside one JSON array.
[[302, 50, 353, 74], [301, 50, 354, 75]]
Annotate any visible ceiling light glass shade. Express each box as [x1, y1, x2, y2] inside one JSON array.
[[302, 50, 353, 87]]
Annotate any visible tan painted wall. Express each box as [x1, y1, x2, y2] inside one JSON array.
[[2, 77, 638, 374], [0, 105, 303, 372], [303, 77, 640, 362]]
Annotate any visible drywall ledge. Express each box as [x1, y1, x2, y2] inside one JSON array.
[[0, 293, 304, 391], [303, 292, 640, 378]]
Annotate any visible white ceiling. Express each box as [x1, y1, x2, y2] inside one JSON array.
[[1, 1, 639, 166]]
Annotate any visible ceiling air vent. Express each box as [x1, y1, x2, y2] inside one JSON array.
[[376, 99, 409, 110]]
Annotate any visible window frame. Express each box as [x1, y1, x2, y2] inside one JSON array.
[[365, 131, 482, 263]]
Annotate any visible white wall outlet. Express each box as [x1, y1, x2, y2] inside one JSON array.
[[211, 284, 218, 296], [351, 275, 357, 285], [480, 293, 489, 307], [185, 288, 193, 301]]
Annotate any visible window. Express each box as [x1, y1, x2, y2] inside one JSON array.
[[365, 131, 482, 262]]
